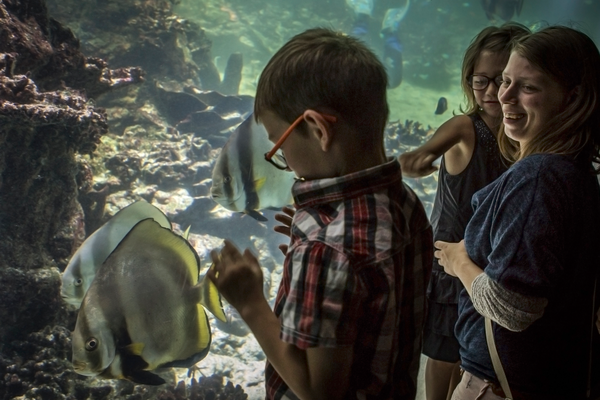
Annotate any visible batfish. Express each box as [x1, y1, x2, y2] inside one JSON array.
[[61, 200, 171, 308], [71, 219, 226, 385], [210, 113, 296, 221]]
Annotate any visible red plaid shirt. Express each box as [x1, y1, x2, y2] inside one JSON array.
[[266, 159, 433, 400]]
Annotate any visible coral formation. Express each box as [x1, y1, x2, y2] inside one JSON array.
[[45, 0, 239, 94], [0, 324, 250, 399], [0, 0, 140, 374], [156, 376, 248, 400]]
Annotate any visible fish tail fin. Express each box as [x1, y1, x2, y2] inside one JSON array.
[[197, 273, 227, 322]]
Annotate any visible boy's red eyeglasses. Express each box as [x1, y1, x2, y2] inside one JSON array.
[[264, 113, 337, 170]]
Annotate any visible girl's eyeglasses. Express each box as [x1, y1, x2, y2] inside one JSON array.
[[264, 113, 337, 170], [468, 75, 503, 91]]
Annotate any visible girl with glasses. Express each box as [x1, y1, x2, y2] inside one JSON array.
[[436, 25, 600, 399], [399, 22, 530, 400]]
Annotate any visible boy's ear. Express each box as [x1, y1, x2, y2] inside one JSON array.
[[303, 110, 334, 152]]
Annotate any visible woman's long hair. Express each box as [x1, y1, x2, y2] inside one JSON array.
[[497, 26, 600, 172]]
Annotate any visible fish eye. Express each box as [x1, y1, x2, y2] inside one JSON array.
[[85, 338, 99, 351], [224, 175, 232, 183], [74, 278, 83, 287]]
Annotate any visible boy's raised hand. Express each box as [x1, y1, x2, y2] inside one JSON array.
[[399, 150, 439, 178], [274, 206, 295, 255], [208, 240, 266, 316]]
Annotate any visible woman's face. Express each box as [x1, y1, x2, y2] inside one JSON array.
[[498, 52, 569, 148]]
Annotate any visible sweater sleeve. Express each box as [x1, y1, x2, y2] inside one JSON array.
[[471, 273, 548, 331]]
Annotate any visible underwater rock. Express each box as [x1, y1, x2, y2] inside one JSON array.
[[0, 0, 143, 99], [0, 71, 108, 274], [220, 53, 243, 96], [199, 52, 244, 96], [0, 325, 77, 399], [46, 0, 217, 88], [152, 81, 210, 127], [0, 1, 149, 389]]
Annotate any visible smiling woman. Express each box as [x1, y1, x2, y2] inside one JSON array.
[[434, 26, 600, 400], [498, 53, 568, 148]]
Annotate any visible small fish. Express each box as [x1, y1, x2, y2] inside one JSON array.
[[71, 219, 226, 385], [480, 0, 524, 22], [61, 200, 171, 308], [435, 97, 448, 115], [210, 113, 296, 221]]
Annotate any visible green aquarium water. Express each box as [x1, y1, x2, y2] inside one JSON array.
[[1, 0, 599, 399]]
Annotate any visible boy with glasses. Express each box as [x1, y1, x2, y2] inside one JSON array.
[[208, 28, 432, 399]]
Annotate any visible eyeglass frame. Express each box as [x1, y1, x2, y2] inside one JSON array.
[[467, 74, 504, 91], [264, 112, 337, 170]]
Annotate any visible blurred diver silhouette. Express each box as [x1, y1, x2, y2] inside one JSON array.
[[346, 0, 409, 89], [480, 0, 524, 23]]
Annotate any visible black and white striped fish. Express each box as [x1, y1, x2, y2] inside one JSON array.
[[210, 114, 295, 221]]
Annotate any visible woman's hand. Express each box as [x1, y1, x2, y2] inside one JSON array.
[[273, 206, 295, 255], [434, 240, 484, 297], [208, 240, 265, 315], [434, 240, 469, 277]]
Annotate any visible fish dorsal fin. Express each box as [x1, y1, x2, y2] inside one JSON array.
[[123, 342, 145, 356], [182, 225, 191, 240], [126, 219, 201, 285], [254, 177, 266, 191], [197, 274, 227, 322]]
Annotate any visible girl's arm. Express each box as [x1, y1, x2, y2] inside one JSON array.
[[399, 115, 475, 177]]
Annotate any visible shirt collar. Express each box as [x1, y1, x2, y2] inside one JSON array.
[[292, 157, 402, 208]]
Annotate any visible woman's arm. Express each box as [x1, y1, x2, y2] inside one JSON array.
[[435, 240, 547, 332]]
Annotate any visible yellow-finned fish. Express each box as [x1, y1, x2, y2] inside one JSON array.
[[71, 219, 226, 385], [61, 200, 171, 308], [210, 113, 296, 221]]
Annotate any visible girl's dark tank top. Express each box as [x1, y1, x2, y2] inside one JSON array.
[[428, 112, 507, 303]]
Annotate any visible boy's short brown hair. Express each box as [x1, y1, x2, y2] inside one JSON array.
[[255, 28, 389, 144]]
